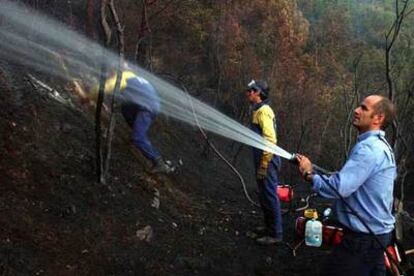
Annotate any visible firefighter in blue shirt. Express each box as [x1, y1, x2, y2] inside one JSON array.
[[297, 95, 397, 275], [245, 80, 283, 245], [90, 66, 174, 174]]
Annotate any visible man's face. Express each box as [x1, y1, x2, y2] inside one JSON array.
[[353, 95, 383, 133], [245, 89, 260, 103]]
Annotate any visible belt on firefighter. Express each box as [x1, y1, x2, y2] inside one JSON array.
[[342, 225, 392, 238]]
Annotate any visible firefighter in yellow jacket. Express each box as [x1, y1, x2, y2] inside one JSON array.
[[89, 65, 173, 174], [245, 80, 283, 245]]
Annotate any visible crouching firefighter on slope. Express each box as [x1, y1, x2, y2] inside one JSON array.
[[245, 79, 283, 245], [88, 63, 175, 174]]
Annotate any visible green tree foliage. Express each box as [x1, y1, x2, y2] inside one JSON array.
[[299, 0, 414, 199]]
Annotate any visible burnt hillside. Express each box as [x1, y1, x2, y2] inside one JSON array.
[[0, 61, 333, 275], [1, 1, 413, 274]]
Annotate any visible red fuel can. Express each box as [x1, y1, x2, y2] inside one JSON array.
[[277, 185, 293, 202]]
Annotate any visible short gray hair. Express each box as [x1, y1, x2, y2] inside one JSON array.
[[373, 96, 396, 129]]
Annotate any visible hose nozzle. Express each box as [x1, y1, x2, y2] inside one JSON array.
[[288, 153, 333, 176], [289, 153, 299, 165]]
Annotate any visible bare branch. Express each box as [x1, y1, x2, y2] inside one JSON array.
[[103, 0, 125, 179], [95, 0, 111, 184]]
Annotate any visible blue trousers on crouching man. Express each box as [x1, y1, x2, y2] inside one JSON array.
[[121, 104, 161, 164]]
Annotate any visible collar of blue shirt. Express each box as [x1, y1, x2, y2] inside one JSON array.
[[357, 130, 385, 142]]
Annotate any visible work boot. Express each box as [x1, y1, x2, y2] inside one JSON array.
[[256, 236, 283, 245], [151, 158, 175, 174]]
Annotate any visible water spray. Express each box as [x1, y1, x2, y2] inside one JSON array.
[[0, 1, 298, 162]]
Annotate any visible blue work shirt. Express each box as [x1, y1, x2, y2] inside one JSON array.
[[100, 70, 160, 114], [121, 75, 160, 114], [312, 130, 396, 234]]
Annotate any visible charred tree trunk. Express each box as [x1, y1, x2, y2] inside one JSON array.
[[341, 55, 361, 161], [135, 0, 151, 66], [384, 1, 414, 247], [134, 0, 174, 68], [103, 0, 125, 179], [95, 0, 111, 184], [67, 0, 74, 27], [385, 0, 411, 147], [86, 0, 99, 40], [95, 0, 125, 184]]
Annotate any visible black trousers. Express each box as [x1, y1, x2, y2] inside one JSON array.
[[322, 230, 392, 276]]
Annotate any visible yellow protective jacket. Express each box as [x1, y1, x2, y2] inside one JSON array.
[[251, 101, 279, 170], [90, 70, 160, 113]]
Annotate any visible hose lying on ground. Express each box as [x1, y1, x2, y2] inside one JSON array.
[[183, 86, 260, 208]]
